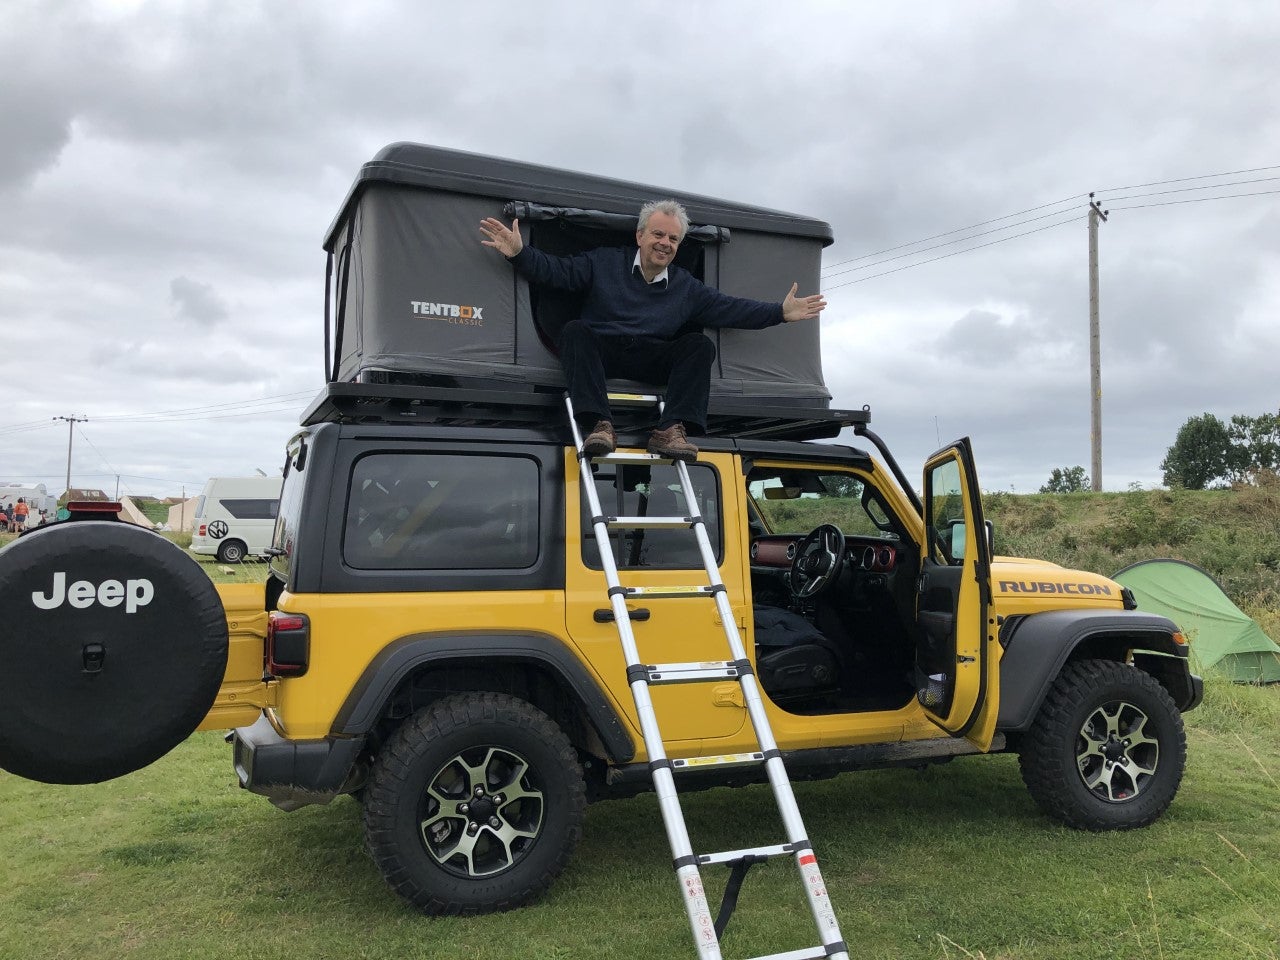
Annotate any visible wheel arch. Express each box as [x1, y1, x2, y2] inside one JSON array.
[[996, 609, 1198, 732], [332, 631, 635, 763]]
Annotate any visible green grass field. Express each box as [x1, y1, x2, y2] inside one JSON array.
[[2, 680, 1277, 960], [2, 486, 1278, 958]]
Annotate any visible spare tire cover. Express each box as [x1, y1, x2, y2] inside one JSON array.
[[0, 520, 228, 784]]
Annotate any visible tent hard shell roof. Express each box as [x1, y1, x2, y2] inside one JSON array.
[[1113, 558, 1280, 683], [324, 142, 835, 251], [323, 142, 839, 419]]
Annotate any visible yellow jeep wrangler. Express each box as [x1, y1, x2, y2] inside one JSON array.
[[0, 385, 1202, 918]]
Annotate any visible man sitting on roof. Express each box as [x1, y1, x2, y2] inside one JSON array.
[[479, 199, 826, 462]]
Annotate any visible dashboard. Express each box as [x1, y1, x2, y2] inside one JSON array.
[[750, 534, 899, 573]]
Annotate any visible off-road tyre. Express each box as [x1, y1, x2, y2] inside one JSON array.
[[362, 692, 585, 915], [1018, 658, 1186, 831]]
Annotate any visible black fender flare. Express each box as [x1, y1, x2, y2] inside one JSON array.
[[332, 631, 635, 762], [996, 609, 1197, 732]]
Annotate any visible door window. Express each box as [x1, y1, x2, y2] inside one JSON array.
[[926, 458, 965, 565], [582, 463, 721, 569]]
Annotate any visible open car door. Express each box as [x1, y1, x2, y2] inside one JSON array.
[[915, 439, 999, 750]]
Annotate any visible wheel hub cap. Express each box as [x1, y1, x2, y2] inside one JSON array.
[[418, 746, 545, 878], [1075, 699, 1159, 802]]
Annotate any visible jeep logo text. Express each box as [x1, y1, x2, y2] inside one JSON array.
[[31, 572, 155, 613]]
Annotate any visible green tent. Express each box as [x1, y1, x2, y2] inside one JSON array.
[[1114, 559, 1280, 683]]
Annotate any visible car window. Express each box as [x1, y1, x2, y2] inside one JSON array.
[[345, 453, 540, 570], [220, 498, 280, 520], [583, 463, 721, 569], [746, 468, 892, 539]]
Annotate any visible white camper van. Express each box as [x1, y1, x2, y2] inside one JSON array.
[[190, 476, 282, 563]]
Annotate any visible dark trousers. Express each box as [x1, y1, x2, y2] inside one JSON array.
[[558, 320, 716, 431]]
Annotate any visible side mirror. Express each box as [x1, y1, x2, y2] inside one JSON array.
[[947, 519, 994, 562]]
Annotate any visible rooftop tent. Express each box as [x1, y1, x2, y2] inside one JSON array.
[[322, 143, 835, 408], [1113, 558, 1280, 683]]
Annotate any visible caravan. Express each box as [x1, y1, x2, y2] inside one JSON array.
[[190, 476, 282, 563], [0, 482, 57, 527]]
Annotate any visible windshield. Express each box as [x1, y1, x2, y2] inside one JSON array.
[[746, 467, 897, 539]]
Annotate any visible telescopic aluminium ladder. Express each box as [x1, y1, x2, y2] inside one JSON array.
[[566, 393, 849, 960]]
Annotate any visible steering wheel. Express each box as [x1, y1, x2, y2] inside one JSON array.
[[790, 524, 847, 599]]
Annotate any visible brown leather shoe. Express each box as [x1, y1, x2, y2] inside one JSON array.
[[647, 422, 698, 462], [583, 420, 616, 457]]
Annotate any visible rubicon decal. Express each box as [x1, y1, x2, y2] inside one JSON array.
[[31, 571, 155, 613], [998, 580, 1112, 596], [410, 300, 484, 325]]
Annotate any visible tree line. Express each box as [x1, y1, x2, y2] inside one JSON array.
[[1038, 410, 1279, 493], [1160, 411, 1280, 489]]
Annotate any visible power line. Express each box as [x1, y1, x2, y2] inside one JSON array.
[[822, 206, 1087, 280], [89, 390, 315, 423], [819, 162, 1280, 284], [1103, 175, 1280, 203], [820, 193, 1087, 271], [95, 404, 309, 425], [0, 390, 315, 433], [1109, 188, 1280, 212], [822, 214, 1086, 290], [0, 420, 60, 438], [1095, 164, 1280, 194]]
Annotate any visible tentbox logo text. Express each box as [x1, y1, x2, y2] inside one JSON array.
[[410, 300, 484, 326]]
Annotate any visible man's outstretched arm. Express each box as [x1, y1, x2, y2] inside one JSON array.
[[479, 217, 523, 257], [781, 282, 827, 323]]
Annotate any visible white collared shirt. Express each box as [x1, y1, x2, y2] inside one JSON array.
[[632, 250, 669, 287]]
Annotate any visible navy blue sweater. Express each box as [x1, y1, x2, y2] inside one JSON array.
[[509, 245, 783, 339]]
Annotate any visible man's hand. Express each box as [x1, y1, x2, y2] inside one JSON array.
[[781, 282, 827, 322], [479, 217, 523, 257]]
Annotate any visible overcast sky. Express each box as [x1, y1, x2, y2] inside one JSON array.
[[2, 1, 1277, 503]]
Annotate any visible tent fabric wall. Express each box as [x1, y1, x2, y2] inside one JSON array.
[[336, 186, 524, 382], [1113, 558, 1280, 683], [326, 143, 834, 406]]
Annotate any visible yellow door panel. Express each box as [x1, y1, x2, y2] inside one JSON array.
[[565, 450, 747, 745], [201, 582, 276, 731], [919, 441, 998, 750]]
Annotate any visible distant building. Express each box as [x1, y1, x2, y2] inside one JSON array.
[[62, 488, 110, 504]]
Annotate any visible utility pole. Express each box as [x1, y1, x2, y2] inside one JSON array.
[[1088, 194, 1108, 492], [53, 415, 88, 498]]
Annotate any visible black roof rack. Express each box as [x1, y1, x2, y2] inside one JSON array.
[[302, 382, 869, 443]]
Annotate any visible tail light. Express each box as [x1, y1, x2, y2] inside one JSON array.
[[267, 611, 310, 678]]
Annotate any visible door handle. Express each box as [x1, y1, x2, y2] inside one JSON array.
[[594, 607, 651, 623]]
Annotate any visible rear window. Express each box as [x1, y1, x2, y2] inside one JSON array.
[[269, 438, 308, 582], [344, 453, 540, 571]]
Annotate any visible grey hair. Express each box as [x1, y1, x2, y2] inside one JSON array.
[[637, 199, 689, 238]]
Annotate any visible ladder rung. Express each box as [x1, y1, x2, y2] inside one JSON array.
[[646, 661, 742, 684], [607, 515, 693, 529], [697, 842, 792, 866], [745, 947, 832, 960], [606, 391, 662, 405], [673, 751, 766, 771], [591, 451, 669, 464], [623, 585, 716, 599]]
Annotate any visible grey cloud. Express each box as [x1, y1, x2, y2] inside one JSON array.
[[4, 2, 1279, 497], [170, 276, 229, 327]]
